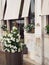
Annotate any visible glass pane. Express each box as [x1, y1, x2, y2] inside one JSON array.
[[26, 0, 35, 33]]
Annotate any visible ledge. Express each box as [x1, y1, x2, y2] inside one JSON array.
[[24, 33, 35, 36]]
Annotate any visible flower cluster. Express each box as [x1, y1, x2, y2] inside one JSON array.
[[2, 26, 23, 53], [1, 25, 7, 31], [25, 23, 35, 32]]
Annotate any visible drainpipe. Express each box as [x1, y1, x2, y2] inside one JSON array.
[[41, 16, 44, 65]]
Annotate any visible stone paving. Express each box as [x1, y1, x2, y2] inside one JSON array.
[[23, 55, 35, 65], [23, 60, 34, 65]]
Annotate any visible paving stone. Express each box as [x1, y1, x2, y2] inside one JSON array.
[[23, 61, 34, 65]]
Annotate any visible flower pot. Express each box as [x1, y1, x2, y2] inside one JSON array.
[[27, 29, 34, 33], [5, 52, 23, 65], [31, 29, 34, 33], [0, 51, 6, 65]]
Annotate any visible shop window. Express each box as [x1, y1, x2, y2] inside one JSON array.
[[16, 19, 24, 41], [7, 19, 24, 42], [26, 0, 35, 33]]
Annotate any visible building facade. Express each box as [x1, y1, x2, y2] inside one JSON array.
[[0, 0, 49, 65]]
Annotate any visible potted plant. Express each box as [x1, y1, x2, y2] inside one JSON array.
[[46, 25, 49, 34], [25, 23, 35, 33], [2, 26, 23, 65]]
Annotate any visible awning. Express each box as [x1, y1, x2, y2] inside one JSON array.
[[2, 0, 6, 12], [21, 0, 30, 18], [41, 0, 49, 15], [4, 0, 31, 20], [4, 0, 21, 20], [0, 0, 2, 20], [0, 0, 7, 20]]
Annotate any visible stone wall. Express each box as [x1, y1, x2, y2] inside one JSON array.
[[24, 33, 35, 60]]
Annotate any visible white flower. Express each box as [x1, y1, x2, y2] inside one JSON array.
[[19, 35, 21, 39], [18, 48, 21, 52], [11, 45, 14, 48], [4, 43, 8, 47], [12, 26, 17, 30], [4, 34, 6, 36], [6, 39, 11, 43], [16, 39, 19, 42], [8, 44, 12, 48], [11, 49, 15, 53], [8, 33, 12, 37], [13, 32, 16, 34], [11, 37, 15, 41], [10, 45, 14, 48], [5, 49, 10, 52], [17, 34, 20, 36], [13, 46, 17, 49], [17, 34, 21, 39], [7, 49, 10, 52]]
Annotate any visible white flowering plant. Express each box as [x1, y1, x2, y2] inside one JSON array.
[[2, 26, 23, 53], [24, 23, 35, 32]]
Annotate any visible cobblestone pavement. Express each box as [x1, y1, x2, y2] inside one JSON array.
[[23, 55, 35, 65], [23, 61, 34, 65]]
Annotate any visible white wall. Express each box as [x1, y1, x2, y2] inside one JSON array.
[[35, 0, 49, 64], [24, 0, 49, 65], [24, 18, 35, 60], [35, 0, 42, 64], [24, 0, 43, 64], [24, 33, 35, 60]]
